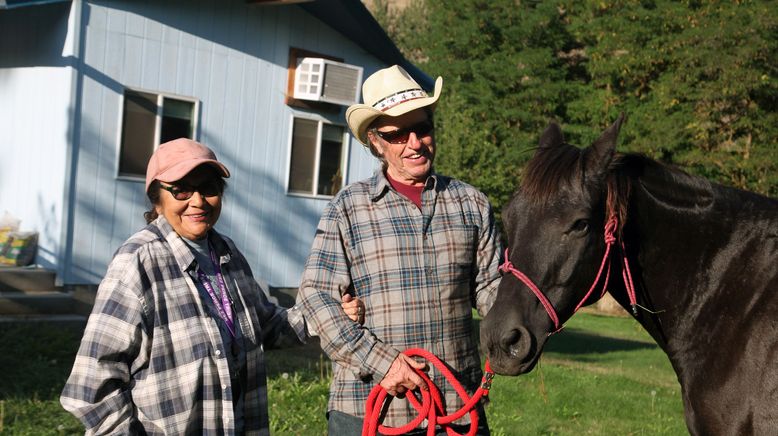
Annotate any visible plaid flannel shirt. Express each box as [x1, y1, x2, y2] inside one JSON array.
[[297, 171, 502, 428], [61, 216, 306, 435]]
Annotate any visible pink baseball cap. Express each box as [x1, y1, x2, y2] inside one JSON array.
[[145, 138, 230, 193]]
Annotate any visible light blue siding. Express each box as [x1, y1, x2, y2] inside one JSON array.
[[66, 0, 382, 287], [0, 2, 74, 273]]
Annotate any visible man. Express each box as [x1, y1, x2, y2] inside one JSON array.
[[297, 65, 502, 435]]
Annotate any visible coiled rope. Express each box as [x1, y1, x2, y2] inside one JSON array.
[[363, 348, 494, 436]]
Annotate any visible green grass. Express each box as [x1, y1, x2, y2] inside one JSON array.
[[0, 323, 84, 435], [0, 312, 686, 435], [484, 312, 686, 435]]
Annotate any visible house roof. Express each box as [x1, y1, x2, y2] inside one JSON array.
[[0, 0, 434, 91], [299, 0, 434, 90], [0, 0, 68, 9]]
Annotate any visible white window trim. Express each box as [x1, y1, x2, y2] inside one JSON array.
[[115, 88, 200, 182], [284, 113, 350, 199]]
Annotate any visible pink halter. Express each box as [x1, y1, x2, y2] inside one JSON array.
[[499, 215, 637, 334]]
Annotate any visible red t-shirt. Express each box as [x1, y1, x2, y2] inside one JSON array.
[[386, 173, 425, 209]]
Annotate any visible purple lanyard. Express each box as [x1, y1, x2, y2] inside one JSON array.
[[196, 247, 235, 337]]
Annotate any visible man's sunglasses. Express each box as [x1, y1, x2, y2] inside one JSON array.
[[160, 180, 222, 201], [374, 120, 434, 144]]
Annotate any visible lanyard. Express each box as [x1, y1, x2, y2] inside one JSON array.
[[196, 246, 235, 337]]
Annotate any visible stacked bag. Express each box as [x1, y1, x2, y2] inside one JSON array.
[[0, 211, 38, 267]]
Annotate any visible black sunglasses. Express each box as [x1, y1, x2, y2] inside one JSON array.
[[374, 120, 434, 144], [160, 180, 222, 201]]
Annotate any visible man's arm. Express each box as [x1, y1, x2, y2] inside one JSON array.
[[296, 202, 398, 382], [473, 193, 503, 316]]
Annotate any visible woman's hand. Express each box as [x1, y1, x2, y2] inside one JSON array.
[[341, 293, 365, 324]]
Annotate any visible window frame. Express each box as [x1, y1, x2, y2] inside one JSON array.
[[115, 87, 200, 182], [284, 113, 350, 199]]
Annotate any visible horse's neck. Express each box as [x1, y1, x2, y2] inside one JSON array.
[[631, 158, 778, 261], [619, 158, 778, 354]]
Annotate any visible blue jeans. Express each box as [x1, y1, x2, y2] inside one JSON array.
[[327, 409, 491, 436]]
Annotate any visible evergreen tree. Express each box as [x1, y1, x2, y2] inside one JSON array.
[[374, 0, 777, 215]]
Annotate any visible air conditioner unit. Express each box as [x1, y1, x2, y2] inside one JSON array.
[[293, 57, 363, 106]]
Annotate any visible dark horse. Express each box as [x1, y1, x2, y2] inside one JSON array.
[[480, 115, 778, 435]]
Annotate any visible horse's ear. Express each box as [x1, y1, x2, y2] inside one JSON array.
[[538, 121, 565, 152], [585, 113, 626, 179]]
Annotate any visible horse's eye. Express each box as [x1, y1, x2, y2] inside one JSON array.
[[570, 219, 589, 233]]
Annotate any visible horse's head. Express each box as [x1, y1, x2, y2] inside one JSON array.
[[481, 114, 626, 375]]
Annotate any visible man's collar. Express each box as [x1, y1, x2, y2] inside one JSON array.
[[369, 170, 441, 202]]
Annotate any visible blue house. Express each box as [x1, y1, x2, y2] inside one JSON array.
[[0, 0, 431, 290]]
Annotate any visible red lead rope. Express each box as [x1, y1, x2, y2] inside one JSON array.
[[363, 348, 495, 436]]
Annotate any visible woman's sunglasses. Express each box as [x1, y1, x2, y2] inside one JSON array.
[[160, 180, 222, 201], [374, 120, 434, 144]]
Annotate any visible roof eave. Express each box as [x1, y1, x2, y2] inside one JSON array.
[[299, 0, 434, 91]]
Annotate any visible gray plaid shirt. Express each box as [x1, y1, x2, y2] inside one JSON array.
[[297, 171, 502, 428], [61, 216, 306, 435]]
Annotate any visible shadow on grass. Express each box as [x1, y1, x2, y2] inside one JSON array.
[[471, 317, 657, 360], [545, 328, 657, 355], [0, 320, 333, 393], [0, 315, 659, 401], [264, 339, 332, 380], [265, 318, 649, 380], [0, 322, 86, 399], [0, 319, 332, 396]]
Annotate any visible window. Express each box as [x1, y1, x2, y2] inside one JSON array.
[[118, 89, 198, 178], [287, 117, 348, 197]]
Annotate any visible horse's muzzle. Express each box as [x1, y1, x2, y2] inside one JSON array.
[[482, 324, 539, 376]]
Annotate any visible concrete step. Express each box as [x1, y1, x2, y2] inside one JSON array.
[[0, 285, 96, 317], [0, 290, 75, 315], [0, 266, 57, 292], [0, 314, 87, 326]]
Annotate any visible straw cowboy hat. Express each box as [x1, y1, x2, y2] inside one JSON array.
[[346, 65, 443, 145]]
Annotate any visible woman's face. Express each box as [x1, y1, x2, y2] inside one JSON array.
[[155, 165, 222, 241]]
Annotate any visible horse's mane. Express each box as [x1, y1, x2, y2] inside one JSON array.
[[518, 142, 764, 236], [520, 144, 592, 203], [520, 143, 632, 231]]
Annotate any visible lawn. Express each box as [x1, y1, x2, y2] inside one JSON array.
[[484, 312, 686, 435], [0, 312, 687, 435]]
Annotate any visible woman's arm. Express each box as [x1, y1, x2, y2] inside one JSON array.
[[60, 257, 149, 435]]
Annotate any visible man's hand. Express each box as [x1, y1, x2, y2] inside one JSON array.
[[341, 293, 365, 324], [379, 354, 428, 397]]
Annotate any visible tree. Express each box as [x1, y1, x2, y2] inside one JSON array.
[[374, 0, 777, 217], [562, 0, 778, 195]]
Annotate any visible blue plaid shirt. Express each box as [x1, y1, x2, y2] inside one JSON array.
[[61, 216, 306, 435], [297, 171, 502, 427]]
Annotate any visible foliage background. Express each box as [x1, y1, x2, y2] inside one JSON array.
[[370, 0, 777, 217]]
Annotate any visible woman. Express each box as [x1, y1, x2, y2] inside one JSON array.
[[61, 138, 364, 435]]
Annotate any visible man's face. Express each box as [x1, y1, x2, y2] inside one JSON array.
[[368, 108, 435, 186]]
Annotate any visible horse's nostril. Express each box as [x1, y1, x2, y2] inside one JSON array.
[[500, 329, 521, 350], [500, 327, 532, 361]]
